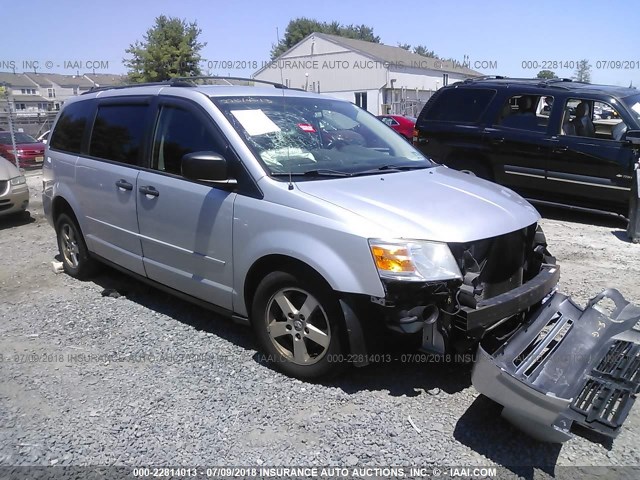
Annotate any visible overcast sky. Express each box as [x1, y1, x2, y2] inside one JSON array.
[[1, 0, 638, 86]]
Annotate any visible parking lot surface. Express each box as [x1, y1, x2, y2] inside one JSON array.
[[1, 172, 639, 474]]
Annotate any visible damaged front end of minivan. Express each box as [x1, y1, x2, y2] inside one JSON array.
[[370, 223, 558, 357], [367, 222, 640, 443]]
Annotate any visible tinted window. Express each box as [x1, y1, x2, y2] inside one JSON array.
[[50, 100, 94, 154], [89, 104, 148, 165], [421, 88, 495, 123], [152, 105, 222, 175]]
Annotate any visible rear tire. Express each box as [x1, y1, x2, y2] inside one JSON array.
[[55, 213, 97, 279], [251, 271, 346, 379]]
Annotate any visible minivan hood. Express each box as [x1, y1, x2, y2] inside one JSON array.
[[295, 166, 540, 243]]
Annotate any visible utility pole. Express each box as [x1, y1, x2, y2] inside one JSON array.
[[1, 83, 20, 170]]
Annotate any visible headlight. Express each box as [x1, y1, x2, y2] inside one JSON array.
[[8, 149, 24, 155], [10, 175, 26, 186], [369, 239, 462, 282]]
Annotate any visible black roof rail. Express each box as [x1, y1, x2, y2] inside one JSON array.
[[168, 76, 288, 89], [82, 81, 171, 94]]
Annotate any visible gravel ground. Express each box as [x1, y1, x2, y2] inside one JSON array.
[[1, 172, 639, 476]]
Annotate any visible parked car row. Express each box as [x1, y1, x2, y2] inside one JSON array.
[[40, 77, 640, 443]]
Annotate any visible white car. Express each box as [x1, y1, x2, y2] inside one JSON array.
[[0, 156, 29, 217]]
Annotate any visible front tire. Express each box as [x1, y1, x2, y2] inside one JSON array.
[[55, 213, 97, 279], [251, 271, 345, 379]]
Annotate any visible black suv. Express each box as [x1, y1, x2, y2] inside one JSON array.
[[414, 77, 640, 220]]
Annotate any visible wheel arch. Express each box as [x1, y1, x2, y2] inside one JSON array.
[[51, 195, 77, 224], [243, 254, 332, 317]]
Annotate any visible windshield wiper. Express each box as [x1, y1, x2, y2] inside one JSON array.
[[271, 169, 352, 178], [352, 164, 430, 176]]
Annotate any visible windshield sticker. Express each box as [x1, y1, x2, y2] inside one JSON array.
[[297, 123, 316, 133], [632, 103, 640, 115], [231, 109, 280, 136]]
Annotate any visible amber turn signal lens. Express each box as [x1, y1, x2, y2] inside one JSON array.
[[371, 245, 415, 273]]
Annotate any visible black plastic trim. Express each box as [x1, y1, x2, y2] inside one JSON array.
[[460, 264, 560, 331]]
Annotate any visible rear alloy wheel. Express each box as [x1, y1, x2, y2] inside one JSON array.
[[55, 213, 96, 279], [252, 271, 345, 379]]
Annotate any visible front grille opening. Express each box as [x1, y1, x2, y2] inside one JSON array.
[[513, 311, 565, 368]]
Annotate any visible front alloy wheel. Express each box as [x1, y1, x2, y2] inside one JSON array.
[[266, 287, 331, 366], [252, 271, 345, 379]]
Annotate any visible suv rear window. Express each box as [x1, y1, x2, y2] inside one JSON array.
[[420, 88, 495, 123], [49, 100, 94, 154]]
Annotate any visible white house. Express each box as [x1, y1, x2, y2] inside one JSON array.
[[24, 73, 95, 111], [0, 72, 51, 118], [253, 33, 482, 116]]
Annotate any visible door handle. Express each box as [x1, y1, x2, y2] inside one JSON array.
[[139, 185, 159, 197], [491, 137, 505, 145], [115, 179, 133, 191], [553, 146, 569, 154]]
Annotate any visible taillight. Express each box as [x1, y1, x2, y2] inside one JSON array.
[[412, 129, 427, 146]]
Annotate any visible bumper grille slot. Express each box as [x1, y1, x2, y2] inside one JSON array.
[[572, 380, 633, 428], [595, 340, 640, 385], [512, 311, 572, 377], [571, 340, 640, 433]]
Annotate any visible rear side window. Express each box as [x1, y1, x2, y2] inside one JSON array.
[[421, 88, 495, 123], [89, 104, 148, 165], [49, 100, 94, 154]]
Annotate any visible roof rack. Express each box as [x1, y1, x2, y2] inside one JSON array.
[[82, 75, 289, 95], [82, 81, 170, 94], [461, 76, 586, 91], [168, 76, 288, 89]]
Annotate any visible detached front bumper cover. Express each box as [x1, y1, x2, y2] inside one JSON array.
[[472, 289, 640, 443]]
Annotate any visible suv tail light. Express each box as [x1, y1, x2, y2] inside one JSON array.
[[413, 129, 427, 146]]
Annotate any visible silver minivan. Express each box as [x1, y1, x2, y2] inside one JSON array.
[[43, 78, 640, 442]]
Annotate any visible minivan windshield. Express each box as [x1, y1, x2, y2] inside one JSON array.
[[623, 94, 640, 125], [213, 96, 433, 177]]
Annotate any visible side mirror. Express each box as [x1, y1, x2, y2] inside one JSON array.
[[625, 130, 640, 146], [181, 152, 228, 181]]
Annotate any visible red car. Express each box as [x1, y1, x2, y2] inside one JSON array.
[[376, 115, 416, 140], [0, 132, 45, 168]]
